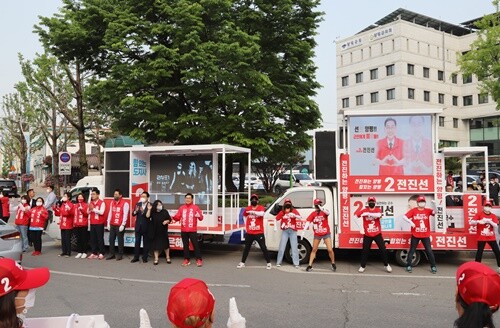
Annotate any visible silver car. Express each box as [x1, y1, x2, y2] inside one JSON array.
[[0, 220, 22, 263]]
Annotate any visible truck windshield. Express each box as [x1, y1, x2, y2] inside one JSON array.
[[294, 173, 312, 181]]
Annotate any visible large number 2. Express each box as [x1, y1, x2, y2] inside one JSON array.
[[1, 277, 12, 294], [384, 177, 395, 192]]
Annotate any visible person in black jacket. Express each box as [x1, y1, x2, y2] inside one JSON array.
[[489, 178, 500, 206], [131, 192, 150, 263], [146, 200, 172, 265]]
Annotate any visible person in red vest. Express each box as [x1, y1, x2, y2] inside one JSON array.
[[53, 192, 74, 257], [172, 193, 204, 267], [0, 191, 10, 223], [470, 200, 500, 273], [29, 197, 48, 255], [73, 193, 89, 259], [87, 187, 106, 260], [106, 189, 129, 261], [14, 195, 31, 252]]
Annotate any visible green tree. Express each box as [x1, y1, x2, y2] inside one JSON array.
[[458, 1, 500, 109]]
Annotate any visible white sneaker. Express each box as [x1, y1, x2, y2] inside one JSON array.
[[236, 262, 245, 269], [358, 266, 365, 273], [266, 263, 272, 270], [294, 265, 300, 269], [75, 253, 82, 259], [385, 264, 392, 273], [81, 253, 87, 259], [276, 263, 281, 267]]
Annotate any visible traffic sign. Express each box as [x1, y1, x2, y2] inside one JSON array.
[[59, 152, 72, 175]]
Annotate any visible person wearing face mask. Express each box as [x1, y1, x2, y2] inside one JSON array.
[[87, 187, 106, 260], [28, 198, 48, 256], [53, 192, 75, 258], [0, 258, 50, 328], [44, 185, 57, 230], [237, 194, 271, 269], [106, 189, 129, 261], [131, 192, 150, 263], [73, 193, 89, 259], [146, 200, 172, 265], [303, 199, 336, 272], [14, 196, 31, 253], [275, 198, 301, 268], [470, 200, 500, 273], [402, 195, 437, 273], [353, 196, 391, 273], [0, 191, 10, 223]]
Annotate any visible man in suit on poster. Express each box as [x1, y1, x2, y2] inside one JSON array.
[[403, 116, 433, 175]]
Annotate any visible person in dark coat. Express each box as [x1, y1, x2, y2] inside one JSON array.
[[489, 178, 500, 206], [146, 200, 171, 265], [131, 192, 150, 263]]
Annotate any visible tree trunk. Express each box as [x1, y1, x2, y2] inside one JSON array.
[[75, 65, 88, 177], [225, 156, 237, 192]]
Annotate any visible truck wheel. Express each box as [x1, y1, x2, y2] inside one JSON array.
[[395, 249, 421, 267], [284, 238, 312, 265]]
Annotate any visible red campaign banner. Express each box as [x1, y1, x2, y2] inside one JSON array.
[[463, 194, 482, 235], [169, 234, 193, 251], [347, 175, 434, 193], [339, 154, 350, 231]]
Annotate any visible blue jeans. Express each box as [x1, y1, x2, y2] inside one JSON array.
[[16, 225, 29, 252], [277, 229, 299, 266]]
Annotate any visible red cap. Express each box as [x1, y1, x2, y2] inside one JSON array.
[[456, 262, 500, 310], [417, 196, 426, 202], [283, 198, 292, 205], [166, 278, 215, 328], [484, 200, 492, 207], [250, 194, 259, 201], [367, 196, 376, 202], [0, 258, 50, 297], [313, 199, 322, 206]]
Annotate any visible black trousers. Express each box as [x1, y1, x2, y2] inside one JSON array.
[[407, 236, 436, 267], [31, 230, 43, 252], [90, 224, 105, 255], [241, 233, 271, 263], [476, 240, 500, 266], [181, 231, 201, 260], [61, 229, 73, 255], [74, 226, 89, 253], [133, 231, 150, 261], [109, 225, 124, 255], [360, 233, 389, 268]]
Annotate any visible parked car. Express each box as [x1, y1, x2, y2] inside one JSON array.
[[274, 172, 320, 193], [0, 219, 22, 263], [0, 179, 19, 198], [453, 175, 481, 188]]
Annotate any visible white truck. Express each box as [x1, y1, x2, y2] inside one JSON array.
[[263, 109, 493, 266]]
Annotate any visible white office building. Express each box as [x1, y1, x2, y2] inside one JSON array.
[[336, 8, 499, 156]]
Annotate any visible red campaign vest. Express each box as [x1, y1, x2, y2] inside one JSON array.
[[73, 202, 89, 227], [56, 201, 74, 230], [30, 207, 48, 229], [90, 199, 106, 225], [14, 204, 30, 226], [110, 198, 126, 226]]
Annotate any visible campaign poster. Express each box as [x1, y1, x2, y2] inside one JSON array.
[[348, 115, 434, 193]]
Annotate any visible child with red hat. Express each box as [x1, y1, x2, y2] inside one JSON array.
[[454, 261, 500, 328], [402, 195, 437, 273], [470, 200, 500, 273]]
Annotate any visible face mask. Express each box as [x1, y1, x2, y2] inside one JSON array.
[[16, 289, 36, 310], [21, 199, 27, 204], [368, 203, 375, 209], [284, 204, 291, 210], [141, 197, 148, 203], [114, 196, 120, 201], [78, 199, 84, 203], [484, 206, 492, 213], [157, 206, 163, 211], [47, 189, 51, 193], [250, 200, 258, 206], [36, 201, 43, 207], [62, 197, 68, 202], [418, 202, 426, 208]]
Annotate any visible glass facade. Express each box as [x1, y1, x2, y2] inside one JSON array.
[[470, 116, 500, 155]]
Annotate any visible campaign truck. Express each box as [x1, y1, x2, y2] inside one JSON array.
[[264, 109, 493, 266]]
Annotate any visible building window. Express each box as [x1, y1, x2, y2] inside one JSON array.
[[478, 93, 489, 104], [463, 95, 473, 106], [463, 75, 472, 84], [438, 93, 445, 104], [424, 90, 430, 102], [342, 98, 349, 108], [356, 72, 363, 83], [407, 64, 414, 75], [341, 76, 349, 87], [386, 64, 395, 76], [440, 140, 458, 147], [370, 92, 379, 103], [451, 73, 457, 84], [370, 68, 378, 80], [386, 88, 395, 100], [408, 88, 415, 99], [452, 96, 458, 106], [356, 95, 364, 106], [423, 67, 430, 78], [438, 70, 444, 81], [453, 118, 459, 128], [439, 116, 445, 127]]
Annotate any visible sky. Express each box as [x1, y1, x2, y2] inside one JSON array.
[[0, 1, 496, 130]]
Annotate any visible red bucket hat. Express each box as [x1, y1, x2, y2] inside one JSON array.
[[283, 198, 292, 205], [0, 258, 50, 297], [456, 262, 500, 310], [167, 278, 215, 328]]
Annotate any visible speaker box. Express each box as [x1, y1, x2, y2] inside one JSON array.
[[315, 131, 336, 180]]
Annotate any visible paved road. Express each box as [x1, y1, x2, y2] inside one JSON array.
[[21, 237, 500, 328]]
